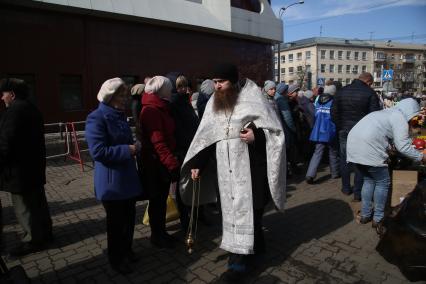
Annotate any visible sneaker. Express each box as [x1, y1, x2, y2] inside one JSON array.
[[305, 177, 314, 184], [356, 212, 372, 224]]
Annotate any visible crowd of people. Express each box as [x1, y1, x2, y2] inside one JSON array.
[[0, 65, 424, 282]]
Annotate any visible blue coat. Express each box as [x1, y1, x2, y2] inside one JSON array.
[[309, 95, 336, 143], [85, 103, 142, 200]]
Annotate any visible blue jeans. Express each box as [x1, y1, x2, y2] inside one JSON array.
[[338, 131, 363, 198], [306, 142, 340, 179], [356, 165, 390, 222]]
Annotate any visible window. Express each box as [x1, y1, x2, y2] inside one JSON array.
[[329, 78, 334, 82], [376, 52, 386, 59], [329, 64, 334, 73], [346, 65, 351, 74], [321, 50, 326, 59], [281, 55, 285, 63], [288, 54, 293, 62], [354, 52, 359, 60], [297, 52, 302, 61], [321, 64, 326, 73], [353, 65, 359, 74], [306, 65, 311, 72], [338, 78, 343, 83], [346, 78, 351, 85], [362, 52, 367, 61], [305, 51, 311, 59], [391, 54, 395, 60], [297, 66, 303, 72], [397, 64, 402, 69], [274, 57, 277, 64], [338, 65, 343, 73], [338, 51, 343, 60], [289, 67, 294, 74], [281, 68, 285, 74], [329, 50, 335, 60], [346, 51, 351, 60], [60, 75, 83, 111], [362, 65, 367, 72]]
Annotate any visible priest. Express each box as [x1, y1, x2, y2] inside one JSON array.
[[180, 63, 286, 281]]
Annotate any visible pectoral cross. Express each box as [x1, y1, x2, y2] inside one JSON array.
[[225, 124, 233, 137]]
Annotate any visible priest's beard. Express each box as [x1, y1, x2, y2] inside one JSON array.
[[213, 86, 239, 113]]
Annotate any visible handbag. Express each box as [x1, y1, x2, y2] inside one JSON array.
[[142, 194, 180, 225]]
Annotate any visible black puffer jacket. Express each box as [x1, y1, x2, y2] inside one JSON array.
[[331, 79, 380, 133]]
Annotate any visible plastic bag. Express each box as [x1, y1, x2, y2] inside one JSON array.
[[142, 194, 180, 225]]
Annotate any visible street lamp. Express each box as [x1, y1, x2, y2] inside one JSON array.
[[276, 0, 304, 83]]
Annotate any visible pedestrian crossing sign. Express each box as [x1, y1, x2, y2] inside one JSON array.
[[382, 70, 394, 81]]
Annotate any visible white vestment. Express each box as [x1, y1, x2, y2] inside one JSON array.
[[180, 79, 286, 254]]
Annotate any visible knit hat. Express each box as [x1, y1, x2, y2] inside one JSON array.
[[145, 76, 173, 101], [131, 84, 145, 96], [324, 85, 337, 96], [287, 84, 300, 95], [263, 80, 276, 93], [276, 83, 288, 95], [212, 63, 239, 84], [200, 79, 215, 96], [304, 90, 314, 99], [97, 78, 125, 103], [0, 78, 29, 99]]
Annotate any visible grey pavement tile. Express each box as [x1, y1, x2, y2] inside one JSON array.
[[0, 159, 413, 283]]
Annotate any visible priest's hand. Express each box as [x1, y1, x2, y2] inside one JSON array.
[[191, 169, 200, 180], [240, 128, 255, 144]]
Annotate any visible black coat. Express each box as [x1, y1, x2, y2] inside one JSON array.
[[0, 99, 46, 193], [170, 92, 199, 163], [331, 79, 381, 133]]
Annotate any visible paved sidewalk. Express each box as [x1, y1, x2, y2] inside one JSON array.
[[0, 156, 411, 283]]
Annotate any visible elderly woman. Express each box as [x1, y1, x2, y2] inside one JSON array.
[[85, 78, 142, 274], [139, 76, 180, 249]]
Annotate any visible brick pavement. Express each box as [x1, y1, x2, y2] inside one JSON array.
[[0, 156, 413, 283]]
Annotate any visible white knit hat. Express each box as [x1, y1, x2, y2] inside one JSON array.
[[324, 85, 337, 96], [145, 76, 173, 101], [97, 78, 125, 103]]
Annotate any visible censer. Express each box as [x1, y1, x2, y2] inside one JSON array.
[[186, 176, 201, 254]]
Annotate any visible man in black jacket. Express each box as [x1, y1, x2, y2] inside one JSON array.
[[331, 72, 381, 200], [0, 78, 52, 256]]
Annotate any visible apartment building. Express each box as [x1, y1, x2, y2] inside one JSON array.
[[372, 41, 426, 92], [275, 37, 426, 93]]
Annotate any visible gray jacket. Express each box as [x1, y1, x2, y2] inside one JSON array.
[[347, 98, 423, 167]]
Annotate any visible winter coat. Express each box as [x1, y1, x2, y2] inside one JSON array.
[[309, 94, 336, 143], [139, 92, 180, 176], [85, 102, 142, 200], [331, 79, 381, 133], [170, 92, 199, 163], [347, 98, 423, 167], [0, 99, 46, 193], [196, 91, 211, 120], [274, 92, 295, 147]]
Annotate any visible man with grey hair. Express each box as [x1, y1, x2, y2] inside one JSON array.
[[331, 72, 381, 201]]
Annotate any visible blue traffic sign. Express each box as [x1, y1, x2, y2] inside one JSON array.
[[382, 69, 394, 81], [317, 78, 325, 86]]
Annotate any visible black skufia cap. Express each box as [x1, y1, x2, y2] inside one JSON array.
[[212, 63, 239, 84]]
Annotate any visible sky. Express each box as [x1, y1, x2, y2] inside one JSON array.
[[271, 0, 426, 44]]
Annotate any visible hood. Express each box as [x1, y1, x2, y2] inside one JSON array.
[[142, 92, 169, 110], [395, 98, 420, 121], [319, 93, 333, 104]]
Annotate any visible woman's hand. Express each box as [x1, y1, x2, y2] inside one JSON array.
[[240, 128, 255, 144], [191, 169, 200, 180]]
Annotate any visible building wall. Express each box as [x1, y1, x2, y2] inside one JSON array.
[[275, 44, 373, 87], [372, 48, 426, 92], [0, 5, 273, 122]]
